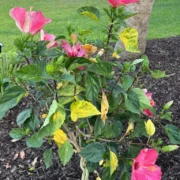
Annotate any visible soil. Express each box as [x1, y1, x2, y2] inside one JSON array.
[[0, 36, 180, 180]]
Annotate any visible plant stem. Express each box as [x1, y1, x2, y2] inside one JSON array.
[[111, 73, 122, 92], [106, 19, 114, 47], [24, 56, 30, 65], [53, 80, 59, 103], [127, 71, 141, 92], [76, 126, 91, 138], [63, 124, 81, 152]]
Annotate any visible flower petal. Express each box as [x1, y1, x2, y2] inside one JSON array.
[[135, 149, 158, 165], [29, 11, 51, 35], [108, 0, 138, 7], [9, 7, 26, 32], [142, 165, 162, 180], [143, 109, 154, 117]]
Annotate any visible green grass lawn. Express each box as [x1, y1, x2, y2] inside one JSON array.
[[0, 0, 179, 52]]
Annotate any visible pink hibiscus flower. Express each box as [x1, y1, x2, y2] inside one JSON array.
[[108, 0, 138, 8], [143, 89, 155, 117], [61, 40, 86, 70], [61, 40, 86, 58], [40, 30, 58, 48], [131, 148, 162, 180], [9, 7, 51, 35]]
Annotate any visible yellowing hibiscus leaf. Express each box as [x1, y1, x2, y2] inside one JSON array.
[[145, 119, 155, 137], [125, 122, 134, 136], [120, 28, 140, 53], [70, 100, 101, 122], [110, 151, 118, 176], [53, 129, 67, 148], [101, 90, 109, 123]]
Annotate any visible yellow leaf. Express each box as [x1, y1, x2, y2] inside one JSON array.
[[53, 129, 67, 148], [41, 114, 47, 119], [104, 160, 110, 168], [56, 82, 63, 89], [145, 119, 156, 136], [24, 92, 29, 97], [52, 111, 63, 121], [97, 48, 105, 56], [89, 58, 97, 63], [101, 90, 109, 123], [70, 100, 101, 122], [99, 159, 104, 166], [110, 151, 118, 176], [112, 52, 120, 59], [96, 177, 101, 180], [120, 28, 140, 53], [125, 122, 134, 136]]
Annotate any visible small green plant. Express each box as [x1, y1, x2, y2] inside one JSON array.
[[0, 51, 21, 96], [0, 1, 179, 179]]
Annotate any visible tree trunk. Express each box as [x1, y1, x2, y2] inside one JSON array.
[[115, 0, 155, 60]]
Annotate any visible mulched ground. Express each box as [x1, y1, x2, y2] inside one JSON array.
[[0, 36, 180, 180]]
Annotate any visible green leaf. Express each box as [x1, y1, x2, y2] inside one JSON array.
[[132, 88, 152, 110], [103, 8, 111, 18], [15, 64, 43, 82], [9, 128, 26, 140], [55, 35, 66, 41], [59, 84, 84, 96], [58, 141, 74, 166], [42, 100, 58, 128], [141, 55, 150, 72], [122, 75, 134, 91], [0, 86, 26, 120], [121, 172, 131, 180], [86, 161, 99, 173], [127, 145, 141, 158], [160, 112, 172, 121], [77, 6, 100, 22], [61, 73, 75, 84], [151, 70, 168, 79], [130, 121, 148, 138], [120, 28, 140, 53], [26, 105, 65, 148], [65, 57, 91, 70], [59, 96, 74, 105], [103, 121, 123, 138], [16, 108, 32, 126], [43, 149, 53, 169], [87, 61, 113, 77], [161, 145, 179, 152], [24, 114, 40, 131], [94, 118, 105, 137], [37, 105, 66, 139], [85, 72, 101, 102], [164, 124, 180, 144], [101, 167, 117, 180], [125, 91, 140, 114], [26, 133, 43, 148], [80, 142, 105, 163], [131, 59, 144, 66], [163, 101, 173, 110]]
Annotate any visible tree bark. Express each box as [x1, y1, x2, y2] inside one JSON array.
[[115, 0, 155, 60]]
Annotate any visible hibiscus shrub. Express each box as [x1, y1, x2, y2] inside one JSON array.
[[1, 0, 179, 180]]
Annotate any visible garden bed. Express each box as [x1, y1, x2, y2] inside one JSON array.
[[0, 36, 180, 180]]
